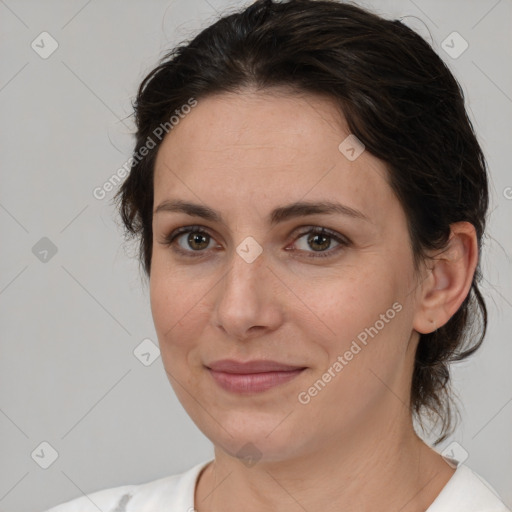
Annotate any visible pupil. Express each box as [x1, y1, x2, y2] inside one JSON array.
[[310, 233, 329, 251], [189, 232, 208, 249]]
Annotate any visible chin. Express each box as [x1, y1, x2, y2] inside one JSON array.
[[197, 409, 309, 464]]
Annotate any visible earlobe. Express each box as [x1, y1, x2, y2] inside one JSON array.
[[412, 222, 478, 335]]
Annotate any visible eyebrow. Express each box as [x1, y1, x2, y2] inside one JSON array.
[[153, 199, 371, 225]]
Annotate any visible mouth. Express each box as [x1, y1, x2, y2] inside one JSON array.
[[205, 359, 307, 394]]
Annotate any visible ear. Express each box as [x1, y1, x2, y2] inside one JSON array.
[[413, 222, 479, 335]]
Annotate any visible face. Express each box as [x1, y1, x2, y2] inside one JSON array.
[[150, 89, 421, 463]]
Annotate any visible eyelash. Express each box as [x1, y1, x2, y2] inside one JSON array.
[[161, 225, 350, 259]]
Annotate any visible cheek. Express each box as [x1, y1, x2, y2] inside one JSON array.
[[301, 263, 411, 388], [297, 265, 397, 337], [149, 264, 200, 353]]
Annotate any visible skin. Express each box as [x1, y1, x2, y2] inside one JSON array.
[[149, 89, 478, 512]]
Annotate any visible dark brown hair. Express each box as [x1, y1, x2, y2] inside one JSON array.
[[114, 0, 489, 444]]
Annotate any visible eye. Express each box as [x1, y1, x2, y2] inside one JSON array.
[[288, 226, 350, 258], [160, 225, 350, 259], [162, 225, 219, 258]]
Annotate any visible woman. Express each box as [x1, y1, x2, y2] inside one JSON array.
[[45, 0, 510, 510]]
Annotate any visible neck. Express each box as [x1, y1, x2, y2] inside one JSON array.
[[195, 410, 455, 512]]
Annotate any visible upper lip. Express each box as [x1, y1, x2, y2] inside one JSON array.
[[206, 359, 306, 374]]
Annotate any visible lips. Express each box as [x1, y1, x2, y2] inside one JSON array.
[[207, 359, 305, 373], [206, 359, 307, 393]]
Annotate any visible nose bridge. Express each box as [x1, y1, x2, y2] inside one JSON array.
[[214, 242, 280, 338], [222, 242, 267, 302]]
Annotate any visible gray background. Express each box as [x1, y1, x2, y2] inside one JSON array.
[[0, 0, 510, 510]]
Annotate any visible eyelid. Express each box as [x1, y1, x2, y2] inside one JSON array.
[[163, 225, 219, 258], [160, 224, 350, 258], [286, 226, 350, 258]]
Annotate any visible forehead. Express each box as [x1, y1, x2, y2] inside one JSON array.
[[153, 90, 397, 225]]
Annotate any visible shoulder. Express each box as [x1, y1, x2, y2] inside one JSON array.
[[428, 463, 511, 512], [43, 460, 212, 512]]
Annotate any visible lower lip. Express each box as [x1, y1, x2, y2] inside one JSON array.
[[207, 368, 305, 393]]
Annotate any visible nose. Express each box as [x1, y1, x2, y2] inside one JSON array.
[[213, 246, 284, 342]]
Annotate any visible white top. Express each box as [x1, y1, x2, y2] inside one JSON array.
[[44, 459, 511, 512]]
